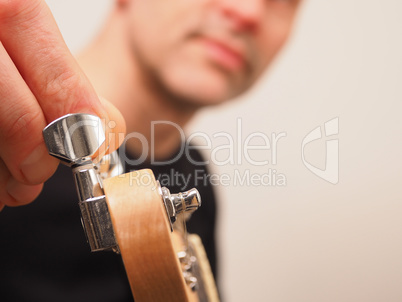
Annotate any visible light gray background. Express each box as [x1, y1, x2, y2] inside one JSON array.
[[46, 1, 402, 301]]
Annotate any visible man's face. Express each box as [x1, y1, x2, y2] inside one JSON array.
[[123, 0, 301, 106]]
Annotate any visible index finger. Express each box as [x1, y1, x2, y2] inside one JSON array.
[[0, 0, 105, 122], [0, 0, 125, 187]]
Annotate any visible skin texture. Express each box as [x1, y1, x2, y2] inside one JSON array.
[[0, 0, 301, 209], [0, 0, 125, 209], [122, 0, 301, 106]]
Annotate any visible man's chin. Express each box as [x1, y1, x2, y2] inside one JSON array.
[[172, 85, 235, 108], [163, 70, 241, 107]]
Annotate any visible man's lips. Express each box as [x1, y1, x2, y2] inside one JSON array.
[[198, 36, 246, 72]]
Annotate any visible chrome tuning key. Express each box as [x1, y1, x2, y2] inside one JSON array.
[[43, 113, 202, 255], [160, 186, 201, 231], [43, 113, 121, 252]]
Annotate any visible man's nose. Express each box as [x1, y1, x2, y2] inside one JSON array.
[[216, 0, 265, 33]]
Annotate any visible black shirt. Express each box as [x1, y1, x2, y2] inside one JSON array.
[[0, 147, 217, 302]]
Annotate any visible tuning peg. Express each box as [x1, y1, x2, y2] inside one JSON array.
[[43, 113, 105, 166], [43, 114, 119, 252], [42, 114, 202, 255], [160, 186, 201, 228]]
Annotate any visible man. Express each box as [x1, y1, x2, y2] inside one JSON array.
[[0, 0, 302, 300]]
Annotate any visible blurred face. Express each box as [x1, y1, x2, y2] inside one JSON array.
[[121, 0, 301, 106]]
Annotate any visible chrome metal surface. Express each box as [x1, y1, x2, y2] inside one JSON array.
[[43, 113, 105, 166], [178, 250, 199, 292], [172, 188, 201, 215], [160, 185, 201, 228], [73, 163, 104, 201], [43, 114, 119, 252], [79, 196, 118, 252], [97, 151, 124, 180]]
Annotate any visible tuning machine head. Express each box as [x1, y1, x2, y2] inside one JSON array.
[[43, 113, 105, 166], [159, 185, 201, 230], [43, 113, 119, 252]]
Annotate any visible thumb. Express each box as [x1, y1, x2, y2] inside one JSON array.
[[95, 96, 127, 160]]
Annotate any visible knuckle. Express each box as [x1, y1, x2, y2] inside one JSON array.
[[0, 0, 42, 22], [41, 68, 80, 99], [1, 109, 42, 143], [0, 158, 11, 183], [39, 69, 93, 115]]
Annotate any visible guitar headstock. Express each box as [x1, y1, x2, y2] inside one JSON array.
[[43, 114, 219, 302]]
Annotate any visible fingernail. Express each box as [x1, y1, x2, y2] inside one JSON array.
[[20, 144, 56, 184], [6, 178, 43, 205]]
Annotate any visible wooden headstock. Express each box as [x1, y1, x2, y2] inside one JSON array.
[[43, 114, 219, 302], [104, 169, 197, 301]]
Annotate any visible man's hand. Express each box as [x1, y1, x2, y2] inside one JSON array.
[[0, 0, 125, 210]]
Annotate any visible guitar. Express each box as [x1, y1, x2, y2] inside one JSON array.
[[43, 114, 219, 302]]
